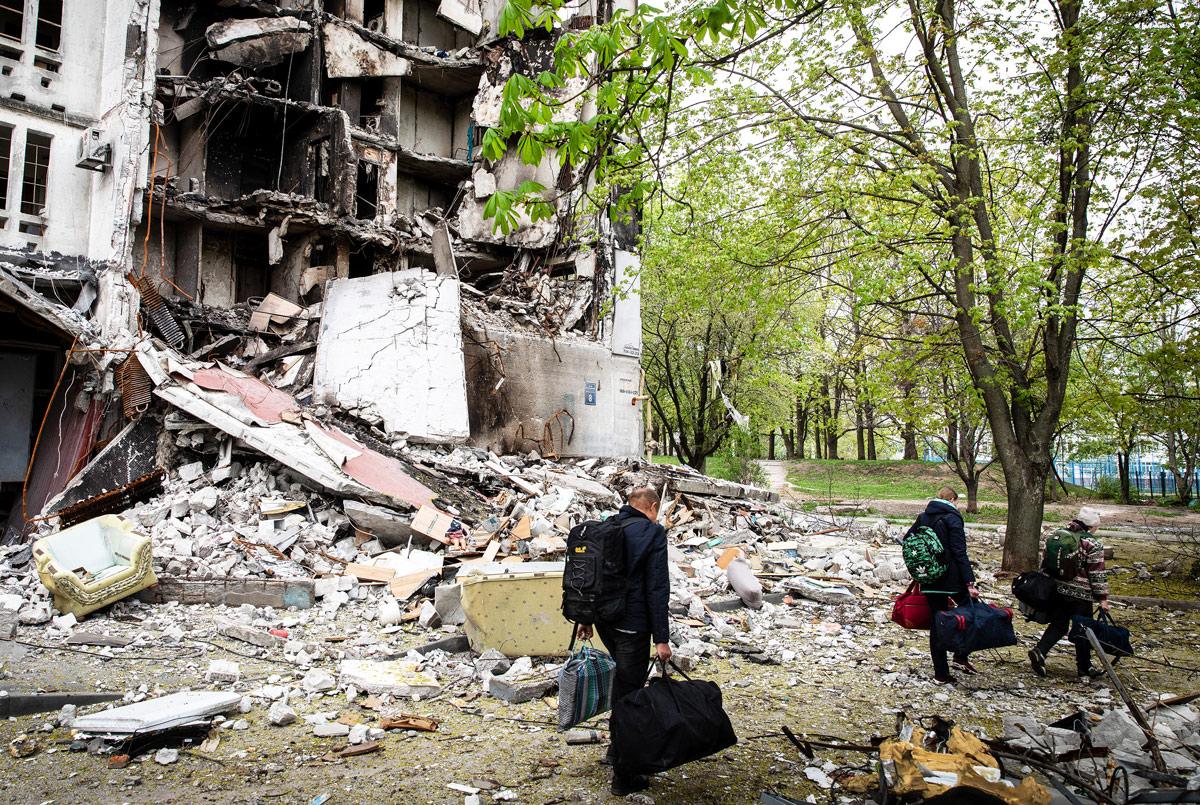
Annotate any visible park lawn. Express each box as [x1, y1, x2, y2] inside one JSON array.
[[785, 458, 1009, 503]]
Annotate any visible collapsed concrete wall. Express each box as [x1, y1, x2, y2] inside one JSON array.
[[314, 272, 469, 443], [464, 322, 643, 458]]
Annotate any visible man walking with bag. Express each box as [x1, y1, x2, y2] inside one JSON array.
[[1029, 507, 1109, 680], [907, 487, 980, 684], [575, 486, 671, 796]]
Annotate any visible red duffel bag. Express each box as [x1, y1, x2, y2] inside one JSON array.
[[891, 581, 933, 630]]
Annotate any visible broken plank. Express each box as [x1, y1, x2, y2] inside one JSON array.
[[343, 563, 396, 583]]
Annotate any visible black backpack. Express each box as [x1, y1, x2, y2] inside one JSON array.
[[562, 515, 629, 625]]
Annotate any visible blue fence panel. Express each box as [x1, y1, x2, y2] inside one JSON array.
[[1053, 457, 1200, 499]]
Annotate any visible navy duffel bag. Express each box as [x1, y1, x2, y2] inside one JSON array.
[[934, 599, 1018, 655], [1069, 609, 1133, 658]]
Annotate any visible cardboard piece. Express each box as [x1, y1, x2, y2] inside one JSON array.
[[390, 570, 438, 600], [411, 505, 454, 544], [249, 293, 304, 333], [343, 563, 396, 583]]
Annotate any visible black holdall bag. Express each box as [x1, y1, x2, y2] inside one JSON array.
[[610, 661, 738, 776], [1069, 608, 1134, 659], [1011, 570, 1056, 624], [562, 515, 629, 625]]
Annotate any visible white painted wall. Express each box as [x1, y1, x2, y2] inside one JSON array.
[[314, 271, 470, 442], [0, 0, 157, 266]]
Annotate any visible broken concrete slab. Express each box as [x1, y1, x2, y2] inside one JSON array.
[[338, 659, 441, 697], [782, 577, 857, 604], [437, 0, 484, 34], [268, 701, 297, 726], [668, 474, 780, 503], [206, 18, 313, 67], [72, 691, 241, 734], [434, 583, 466, 626], [220, 622, 285, 650], [343, 500, 414, 547], [314, 272, 469, 443], [137, 577, 315, 609], [322, 21, 412, 78]]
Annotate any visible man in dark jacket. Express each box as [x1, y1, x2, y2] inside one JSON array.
[[908, 487, 980, 684], [576, 486, 671, 795]]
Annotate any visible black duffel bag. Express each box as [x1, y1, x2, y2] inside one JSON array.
[[1069, 609, 1134, 659], [1011, 571, 1056, 624], [610, 661, 737, 776]]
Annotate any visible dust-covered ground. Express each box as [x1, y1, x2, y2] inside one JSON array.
[[2, 531, 1197, 805]]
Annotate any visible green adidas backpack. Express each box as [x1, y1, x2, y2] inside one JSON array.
[[1042, 528, 1082, 580], [902, 524, 948, 584]]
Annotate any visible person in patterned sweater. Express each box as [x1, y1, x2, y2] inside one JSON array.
[[1029, 507, 1109, 680]]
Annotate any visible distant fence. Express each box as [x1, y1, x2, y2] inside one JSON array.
[[1053, 457, 1199, 499]]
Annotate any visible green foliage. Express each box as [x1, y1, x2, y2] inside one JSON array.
[[1095, 475, 1123, 501]]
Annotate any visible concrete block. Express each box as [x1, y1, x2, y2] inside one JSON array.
[[268, 701, 297, 726], [343, 500, 414, 547], [302, 669, 337, 693], [485, 672, 556, 704], [0, 609, 18, 640], [205, 660, 241, 683], [220, 622, 285, 649], [1091, 709, 1144, 750], [434, 583, 465, 626], [339, 659, 441, 697], [314, 722, 350, 737], [783, 577, 856, 604], [315, 272, 468, 442], [137, 577, 316, 609]]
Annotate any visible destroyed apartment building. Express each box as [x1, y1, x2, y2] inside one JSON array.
[[0, 0, 648, 545]]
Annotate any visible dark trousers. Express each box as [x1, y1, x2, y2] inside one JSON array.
[[926, 592, 970, 679], [596, 624, 651, 771], [1036, 596, 1094, 674]]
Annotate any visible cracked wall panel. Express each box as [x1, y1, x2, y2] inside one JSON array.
[[462, 322, 643, 458], [313, 272, 469, 443]]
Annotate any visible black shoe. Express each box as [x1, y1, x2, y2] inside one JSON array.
[[611, 774, 649, 796], [933, 674, 957, 686], [1080, 667, 1105, 680], [1028, 649, 1046, 677]]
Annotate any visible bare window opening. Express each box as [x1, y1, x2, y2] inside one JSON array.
[[348, 247, 374, 278], [359, 79, 385, 132], [309, 138, 331, 203], [0, 42, 18, 60], [0, 123, 11, 210], [35, 0, 60, 51], [33, 54, 58, 71], [18, 220, 45, 235], [0, 0, 21, 42], [20, 131, 51, 216], [234, 234, 270, 302], [364, 0, 386, 32], [355, 160, 378, 220]]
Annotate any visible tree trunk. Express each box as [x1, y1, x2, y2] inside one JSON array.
[[768, 431, 776, 461], [827, 429, 840, 460], [964, 476, 979, 514], [1001, 460, 1048, 570], [902, 423, 918, 460], [1117, 450, 1131, 504], [813, 420, 823, 459], [865, 401, 877, 460], [795, 397, 808, 460], [781, 429, 795, 459], [855, 407, 866, 460], [947, 418, 960, 463]]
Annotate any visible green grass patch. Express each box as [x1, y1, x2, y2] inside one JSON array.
[[785, 458, 1007, 503]]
